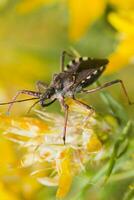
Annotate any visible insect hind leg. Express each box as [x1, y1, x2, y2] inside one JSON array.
[[73, 98, 95, 127], [82, 79, 134, 105], [7, 90, 41, 114]]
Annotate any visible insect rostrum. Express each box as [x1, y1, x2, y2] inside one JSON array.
[[0, 51, 133, 144]]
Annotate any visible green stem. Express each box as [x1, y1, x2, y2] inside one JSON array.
[[104, 121, 132, 183]]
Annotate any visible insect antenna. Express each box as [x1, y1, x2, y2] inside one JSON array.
[[0, 97, 39, 115], [0, 97, 39, 106]]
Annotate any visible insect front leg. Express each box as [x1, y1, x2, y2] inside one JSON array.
[[27, 99, 56, 114], [40, 99, 56, 107], [59, 97, 69, 144], [81, 79, 134, 105], [7, 90, 41, 114], [60, 50, 74, 72], [72, 97, 95, 127], [63, 104, 69, 145]]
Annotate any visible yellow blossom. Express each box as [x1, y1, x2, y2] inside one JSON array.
[[0, 136, 41, 199], [0, 117, 43, 199], [0, 182, 18, 200], [65, 97, 93, 116], [0, 138, 15, 176], [56, 149, 73, 198], [109, 0, 134, 11], [68, 0, 106, 41], [86, 132, 102, 153], [0, 98, 119, 197], [108, 12, 134, 35], [106, 11, 134, 74]]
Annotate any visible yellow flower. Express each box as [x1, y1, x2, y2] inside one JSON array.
[[0, 182, 18, 200], [0, 117, 43, 199], [0, 98, 118, 198], [0, 137, 15, 176], [56, 149, 73, 198], [108, 11, 134, 35], [14, 0, 134, 45], [68, 0, 106, 41], [86, 132, 102, 153], [109, 0, 134, 11], [106, 10, 134, 74]]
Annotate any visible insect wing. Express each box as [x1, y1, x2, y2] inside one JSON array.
[[77, 58, 109, 72], [73, 58, 109, 88], [66, 57, 109, 71], [74, 69, 98, 88]]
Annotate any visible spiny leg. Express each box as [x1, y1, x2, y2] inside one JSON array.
[[63, 104, 69, 145], [60, 50, 74, 72], [73, 98, 95, 127], [36, 81, 48, 93], [81, 79, 134, 105], [60, 98, 69, 144], [40, 99, 56, 107], [7, 90, 41, 114]]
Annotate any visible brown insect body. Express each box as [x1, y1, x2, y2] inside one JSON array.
[[45, 57, 108, 101]]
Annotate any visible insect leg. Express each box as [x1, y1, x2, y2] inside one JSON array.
[[81, 79, 134, 105], [40, 99, 56, 107], [59, 98, 69, 144], [73, 98, 95, 126], [27, 99, 56, 114], [60, 50, 74, 72], [7, 90, 41, 114], [36, 81, 48, 92], [63, 104, 69, 145]]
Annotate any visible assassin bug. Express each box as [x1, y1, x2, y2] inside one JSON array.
[[0, 51, 133, 144]]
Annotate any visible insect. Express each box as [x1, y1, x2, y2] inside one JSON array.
[[0, 51, 133, 144]]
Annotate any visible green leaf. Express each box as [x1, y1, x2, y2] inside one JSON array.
[[100, 91, 128, 126]]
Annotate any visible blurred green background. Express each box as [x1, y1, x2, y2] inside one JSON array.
[[0, 0, 133, 200]]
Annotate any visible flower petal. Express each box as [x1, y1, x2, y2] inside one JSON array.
[[87, 133, 102, 153], [108, 11, 134, 35], [68, 0, 106, 41], [106, 11, 134, 73], [38, 176, 58, 186], [56, 149, 73, 198]]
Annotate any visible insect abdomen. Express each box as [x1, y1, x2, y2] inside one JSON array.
[[77, 66, 106, 89]]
